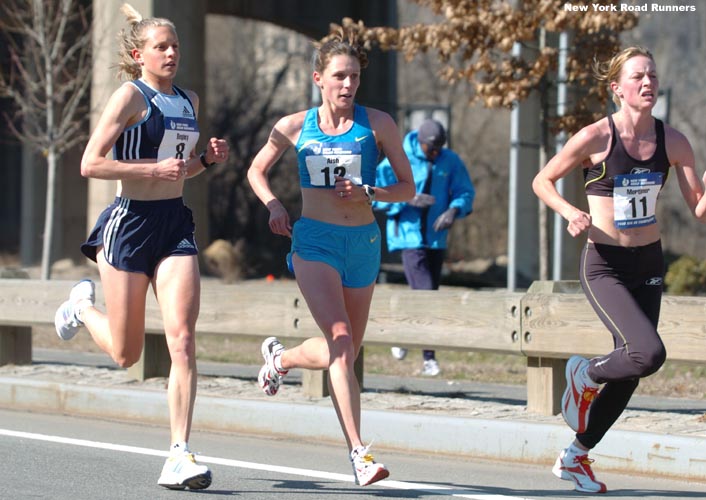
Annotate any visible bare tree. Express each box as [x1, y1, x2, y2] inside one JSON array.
[[205, 17, 311, 278], [0, 0, 91, 279]]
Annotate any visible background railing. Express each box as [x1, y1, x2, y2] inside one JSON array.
[[2, 278, 705, 415]]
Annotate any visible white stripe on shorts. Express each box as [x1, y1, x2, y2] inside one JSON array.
[[103, 198, 130, 265]]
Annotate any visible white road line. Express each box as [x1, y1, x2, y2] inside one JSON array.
[[0, 428, 531, 500]]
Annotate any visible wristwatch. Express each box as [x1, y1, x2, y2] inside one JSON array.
[[362, 184, 376, 205], [199, 151, 215, 169]]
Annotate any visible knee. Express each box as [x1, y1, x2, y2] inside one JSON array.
[[166, 328, 196, 362], [631, 343, 666, 378], [112, 349, 142, 368], [329, 331, 355, 364], [642, 344, 666, 377]]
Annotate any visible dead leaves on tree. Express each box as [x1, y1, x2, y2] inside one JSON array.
[[324, 0, 638, 134]]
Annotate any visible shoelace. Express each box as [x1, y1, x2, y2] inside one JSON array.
[[352, 443, 376, 464], [573, 454, 598, 478]]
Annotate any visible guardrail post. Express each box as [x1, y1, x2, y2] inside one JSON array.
[[0, 325, 32, 366], [526, 356, 566, 415], [523, 280, 581, 415], [0, 269, 31, 367], [127, 333, 171, 381], [301, 346, 365, 398], [302, 369, 327, 397]]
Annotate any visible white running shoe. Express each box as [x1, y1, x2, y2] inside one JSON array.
[[350, 444, 389, 486], [562, 355, 600, 433], [157, 452, 212, 490], [258, 336, 288, 396], [390, 347, 408, 360], [552, 447, 607, 493], [54, 279, 95, 341], [422, 359, 440, 377]]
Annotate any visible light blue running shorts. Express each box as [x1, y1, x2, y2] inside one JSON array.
[[287, 217, 381, 288]]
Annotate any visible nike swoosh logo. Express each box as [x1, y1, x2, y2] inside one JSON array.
[[370, 235, 378, 243], [355, 136, 368, 142]]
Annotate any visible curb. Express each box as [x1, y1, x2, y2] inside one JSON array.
[[1, 376, 705, 482]]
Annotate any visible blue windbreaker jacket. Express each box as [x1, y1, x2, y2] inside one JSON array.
[[374, 130, 475, 251]]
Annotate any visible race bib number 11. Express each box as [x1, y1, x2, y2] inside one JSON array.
[[613, 172, 663, 229]]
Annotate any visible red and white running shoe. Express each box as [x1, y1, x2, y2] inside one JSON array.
[[562, 355, 600, 433], [552, 447, 607, 493]]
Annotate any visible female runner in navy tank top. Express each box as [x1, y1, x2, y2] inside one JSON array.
[[533, 46, 706, 494], [53, 3, 229, 490], [248, 31, 414, 486]]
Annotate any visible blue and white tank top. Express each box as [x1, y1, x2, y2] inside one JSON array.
[[113, 79, 200, 162], [295, 104, 379, 188]]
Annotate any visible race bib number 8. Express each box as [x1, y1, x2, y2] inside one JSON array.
[[303, 141, 363, 186], [613, 172, 663, 229], [158, 116, 199, 161]]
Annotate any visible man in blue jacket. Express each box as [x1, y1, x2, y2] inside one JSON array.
[[374, 119, 475, 376]]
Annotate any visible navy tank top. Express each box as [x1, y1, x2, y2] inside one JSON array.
[[113, 79, 200, 162]]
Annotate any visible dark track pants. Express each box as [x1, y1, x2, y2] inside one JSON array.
[[577, 240, 666, 448]]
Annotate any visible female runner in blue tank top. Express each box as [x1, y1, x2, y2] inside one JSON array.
[[248, 32, 414, 486], [53, 3, 229, 490], [533, 46, 706, 494]]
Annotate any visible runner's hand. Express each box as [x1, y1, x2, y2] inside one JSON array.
[[408, 193, 435, 208], [432, 208, 458, 231], [566, 210, 591, 237], [153, 158, 186, 181]]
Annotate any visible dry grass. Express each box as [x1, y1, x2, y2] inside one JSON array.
[[33, 329, 706, 400]]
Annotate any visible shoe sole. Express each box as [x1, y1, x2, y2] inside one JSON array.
[[553, 466, 607, 493], [561, 356, 584, 432], [259, 337, 283, 396], [552, 460, 571, 480], [258, 364, 279, 396], [54, 300, 79, 341], [261, 336, 278, 360], [159, 470, 212, 490], [70, 279, 95, 302], [358, 468, 390, 486]]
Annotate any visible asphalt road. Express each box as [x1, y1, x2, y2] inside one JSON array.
[[2, 408, 704, 500]]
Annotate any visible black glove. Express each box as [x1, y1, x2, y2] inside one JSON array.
[[432, 208, 458, 232], [408, 193, 436, 208]]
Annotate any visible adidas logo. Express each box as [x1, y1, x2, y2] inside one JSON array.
[[182, 106, 193, 118], [177, 238, 195, 250]]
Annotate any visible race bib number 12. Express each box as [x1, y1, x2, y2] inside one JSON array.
[[613, 172, 663, 229], [303, 141, 363, 186]]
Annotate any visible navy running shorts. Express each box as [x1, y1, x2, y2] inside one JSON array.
[[81, 197, 198, 277]]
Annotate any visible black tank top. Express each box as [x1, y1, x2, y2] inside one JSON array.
[[584, 115, 670, 197]]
